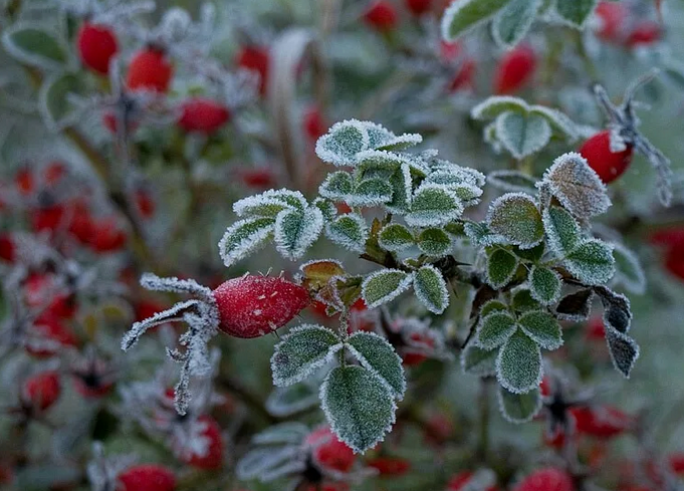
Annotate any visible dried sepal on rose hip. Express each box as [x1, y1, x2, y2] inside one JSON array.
[[121, 273, 310, 414], [588, 70, 673, 205]]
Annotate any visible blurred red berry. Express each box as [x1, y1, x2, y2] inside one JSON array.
[[669, 453, 684, 474], [87, 217, 127, 253], [306, 426, 356, 473], [178, 97, 230, 134], [25, 316, 78, 358], [23, 273, 77, 320], [447, 471, 497, 491], [24, 371, 61, 411], [15, 168, 35, 196], [135, 189, 155, 218], [586, 317, 606, 341], [126, 48, 173, 93], [595, 2, 628, 43], [448, 58, 476, 92], [364, 1, 398, 31], [665, 248, 684, 281], [579, 130, 633, 183], [650, 228, 684, 249], [626, 21, 661, 47], [212, 275, 310, 338], [303, 106, 327, 142], [0, 233, 16, 262], [184, 415, 224, 469], [236, 46, 270, 96], [512, 468, 574, 491], [118, 465, 176, 491], [367, 457, 411, 476], [236, 168, 277, 189], [77, 23, 118, 75], [44, 161, 67, 185], [406, 0, 432, 16], [570, 406, 633, 438], [402, 331, 435, 366], [493, 45, 537, 95]]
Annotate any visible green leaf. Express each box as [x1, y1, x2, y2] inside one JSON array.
[[362, 269, 413, 308], [405, 184, 464, 227], [378, 223, 415, 252], [219, 217, 275, 267], [316, 120, 369, 166], [517, 310, 562, 350], [266, 384, 319, 417], [349, 178, 393, 207], [496, 112, 552, 160], [319, 171, 354, 200], [441, 0, 513, 41], [498, 386, 542, 423], [385, 164, 412, 213], [496, 330, 542, 393], [2, 26, 68, 69], [565, 239, 615, 285], [529, 106, 579, 141], [417, 228, 452, 256], [321, 365, 396, 453], [543, 206, 582, 255], [234, 190, 303, 218], [413, 265, 450, 314], [512, 288, 542, 313], [612, 243, 646, 295], [347, 332, 406, 398], [529, 266, 562, 305], [488, 170, 538, 194], [326, 213, 368, 253], [492, 0, 543, 48], [555, 0, 598, 28], [480, 299, 508, 317], [487, 193, 544, 248], [271, 325, 343, 386], [39, 72, 85, 130], [274, 207, 324, 260], [471, 96, 529, 120], [486, 248, 519, 289], [477, 311, 517, 350], [513, 242, 545, 262], [252, 422, 311, 445], [542, 152, 611, 218], [461, 344, 498, 376]]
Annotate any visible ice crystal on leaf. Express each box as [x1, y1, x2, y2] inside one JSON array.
[[528, 266, 562, 305], [405, 183, 464, 227], [346, 332, 406, 399], [361, 269, 414, 309], [413, 265, 450, 314], [486, 248, 519, 289], [496, 330, 542, 394], [487, 193, 544, 249], [325, 213, 369, 253]]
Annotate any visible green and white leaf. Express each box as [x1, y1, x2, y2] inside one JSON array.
[[441, 0, 514, 41], [405, 183, 464, 227], [464, 222, 507, 247], [39, 72, 85, 131], [319, 172, 354, 201], [488, 170, 538, 194], [554, 0, 598, 28], [480, 299, 509, 317], [611, 243, 646, 295], [543, 206, 582, 256], [512, 288, 542, 313], [234, 189, 306, 217], [477, 311, 517, 350], [321, 366, 396, 453], [2, 25, 68, 69], [498, 386, 542, 423], [326, 213, 368, 253], [492, 0, 543, 48], [529, 106, 579, 141], [517, 310, 563, 350], [564, 239, 615, 285], [274, 206, 324, 260], [348, 178, 393, 207], [496, 330, 542, 393], [219, 217, 275, 267], [362, 269, 414, 308], [316, 119, 370, 166], [347, 332, 406, 399], [486, 248, 519, 289], [487, 193, 544, 248], [461, 344, 499, 376], [495, 111, 552, 160], [271, 325, 343, 386], [413, 265, 450, 314], [417, 228, 452, 256], [252, 422, 311, 445], [378, 223, 415, 252], [471, 96, 529, 120], [529, 266, 562, 305]]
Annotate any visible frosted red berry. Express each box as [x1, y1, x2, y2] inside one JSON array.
[[303, 105, 327, 142], [406, 0, 432, 16], [363, 1, 398, 32], [493, 44, 537, 95], [367, 457, 411, 476], [512, 468, 574, 491], [626, 21, 661, 48], [87, 217, 127, 253], [15, 167, 35, 196], [77, 22, 119, 75], [24, 370, 61, 411], [212, 275, 310, 338], [126, 49, 174, 93], [0, 233, 16, 263], [184, 415, 224, 470], [306, 426, 356, 473], [579, 130, 633, 183], [595, 2, 628, 44], [236, 46, 270, 96], [117, 465, 176, 491], [178, 97, 230, 134], [664, 249, 684, 281]]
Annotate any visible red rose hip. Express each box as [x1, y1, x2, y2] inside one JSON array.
[[126, 48, 174, 93], [77, 22, 118, 75], [579, 130, 633, 183]]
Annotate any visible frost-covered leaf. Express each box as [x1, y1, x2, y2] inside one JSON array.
[[40, 72, 85, 130], [219, 217, 275, 267], [2, 25, 68, 69], [417, 228, 452, 256], [498, 386, 542, 423], [252, 422, 310, 445], [413, 265, 450, 314], [496, 330, 542, 393], [529, 106, 579, 141], [274, 207, 324, 260], [321, 365, 396, 454], [271, 325, 343, 387], [464, 222, 506, 247], [612, 243, 646, 295], [492, 0, 542, 48], [487, 193, 544, 248], [488, 170, 538, 194], [378, 223, 414, 252], [565, 239, 615, 285], [362, 122, 422, 151], [461, 344, 498, 376], [513, 242, 545, 262], [319, 172, 354, 200], [496, 112, 552, 160], [314, 198, 337, 221], [529, 266, 562, 305], [555, 0, 597, 28], [471, 96, 529, 120], [517, 310, 562, 350], [511, 288, 542, 313], [349, 178, 393, 207], [480, 299, 509, 317], [542, 152, 611, 218], [347, 332, 406, 399], [362, 269, 413, 308], [236, 446, 301, 481], [555, 288, 594, 321], [486, 248, 519, 289], [385, 164, 413, 213], [477, 311, 517, 350], [441, 0, 513, 41], [595, 286, 632, 334], [234, 189, 306, 217], [604, 328, 639, 378], [266, 384, 320, 417], [326, 213, 368, 253], [316, 120, 370, 166], [405, 184, 464, 227], [543, 206, 581, 255]]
